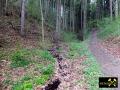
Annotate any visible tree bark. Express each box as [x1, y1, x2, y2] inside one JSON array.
[[72, 0, 75, 32], [110, 0, 113, 20], [83, 0, 87, 40], [5, 0, 8, 14], [115, 0, 118, 18], [56, 0, 61, 38], [40, 0, 45, 42], [20, 0, 26, 36]]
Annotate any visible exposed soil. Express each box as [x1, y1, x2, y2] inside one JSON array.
[[89, 30, 120, 90], [41, 43, 87, 90]]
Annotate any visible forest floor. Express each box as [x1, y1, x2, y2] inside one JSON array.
[[49, 43, 87, 90], [89, 30, 120, 90], [0, 15, 89, 90], [47, 40, 102, 90], [0, 15, 55, 90], [1, 14, 120, 90]]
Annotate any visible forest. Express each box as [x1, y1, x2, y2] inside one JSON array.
[[0, 0, 120, 90]]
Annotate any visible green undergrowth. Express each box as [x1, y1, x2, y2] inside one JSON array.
[[68, 42, 82, 59], [69, 41, 106, 90], [8, 48, 55, 90], [81, 41, 107, 90], [62, 31, 78, 42], [10, 49, 55, 68], [97, 17, 120, 39], [12, 74, 51, 90], [63, 32, 105, 90]]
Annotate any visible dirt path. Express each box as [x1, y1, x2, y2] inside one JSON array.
[[44, 44, 87, 90], [89, 31, 120, 90]]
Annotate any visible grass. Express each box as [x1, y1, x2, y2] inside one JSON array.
[[12, 80, 33, 90], [10, 49, 30, 68], [6, 48, 55, 90], [41, 64, 54, 75], [69, 41, 103, 90], [97, 17, 120, 39], [62, 31, 105, 90], [10, 49, 55, 68], [80, 41, 109, 90], [12, 74, 50, 90], [12, 66, 53, 90], [68, 42, 82, 59]]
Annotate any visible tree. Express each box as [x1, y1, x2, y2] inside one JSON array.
[[20, 0, 26, 36], [115, 0, 118, 18], [40, 0, 45, 42], [5, 0, 8, 14], [83, 0, 87, 40], [110, 0, 113, 20], [56, 0, 61, 40]]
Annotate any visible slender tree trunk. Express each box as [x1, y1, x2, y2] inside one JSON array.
[[5, 0, 8, 14], [65, 12, 67, 30], [44, 0, 49, 19], [63, 0, 66, 30], [80, 0, 84, 41], [70, 0, 72, 31], [20, 0, 26, 36], [72, 0, 75, 32], [40, 0, 44, 42], [56, 0, 61, 34], [81, 0, 83, 30], [83, 0, 87, 40], [115, 0, 118, 18], [110, 0, 113, 20]]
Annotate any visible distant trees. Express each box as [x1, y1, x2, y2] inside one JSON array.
[[2, 0, 120, 41]]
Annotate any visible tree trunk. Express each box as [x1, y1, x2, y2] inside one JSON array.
[[40, 0, 45, 42], [115, 0, 118, 18], [83, 0, 87, 40], [70, 0, 72, 31], [110, 0, 113, 20], [63, 0, 66, 30], [20, 0, 26, 36], [72, 0, 75, 32], [56, 0, 61, 39], [5, 0, 8, 14]]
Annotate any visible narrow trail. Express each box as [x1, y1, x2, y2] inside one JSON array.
[[44, 43, 87, 90], [89, 30, 120, 90]]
